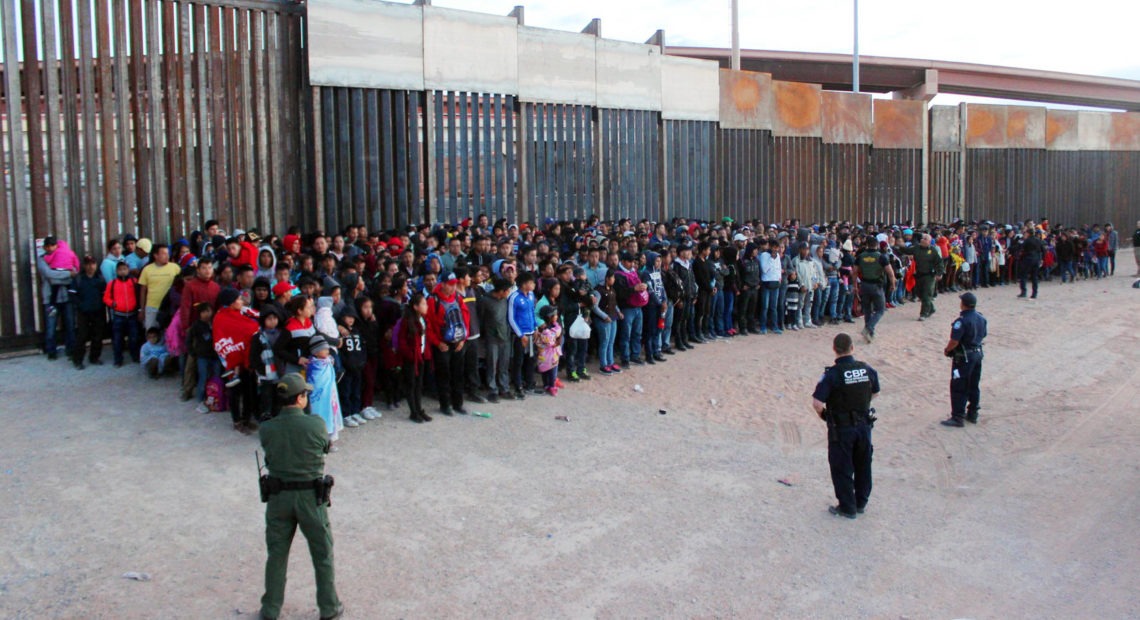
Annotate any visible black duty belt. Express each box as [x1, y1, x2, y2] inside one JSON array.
[[831, 410, 870, 427], [276, 479, 322, 491]]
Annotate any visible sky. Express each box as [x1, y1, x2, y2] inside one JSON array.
[[433, 0, 1140, 108]]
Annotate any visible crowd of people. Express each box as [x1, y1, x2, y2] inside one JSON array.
[[35, 213, 1136, 448]]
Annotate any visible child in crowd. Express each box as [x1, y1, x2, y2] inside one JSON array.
[[378, 277, 407, 410], [507, 271, 538, 398], [307, 335, 344, 447], [188, 302, 218, 413], [535, 305, 563, 396], [314, 295, 342, 375], [396, 293, 431, 423], [592, 270, 621, 375], [338, 307, 369, 428], [355, 296, 383, 420], [140, 326, 177, 378], [104, 260, 140, 367], [249, 309, 282, 421], [213, 288, 260, 434]]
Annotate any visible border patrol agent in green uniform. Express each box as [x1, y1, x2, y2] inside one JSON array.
[[899, 233, 945, 321], [258, 373, 343, 620]]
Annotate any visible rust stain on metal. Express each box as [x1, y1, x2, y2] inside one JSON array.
[[773, 80, 821, 137], [719, 69, 773, 130], [873, 99, 924, 149], [965, 104, 1007, 148], [1005, 106, 1045, 148], [821, 91, 872, 144], [1045, 109, 1079, 150], [1109, 112, 1140, 150]]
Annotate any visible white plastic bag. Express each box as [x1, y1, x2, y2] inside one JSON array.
[[569, 314, 591, 340]]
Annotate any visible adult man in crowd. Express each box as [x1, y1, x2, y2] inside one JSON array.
[[138, 244, 180, 329], [258, 374, 343, 620], [941, 292, 988, 428], [812, 333, 879, 520], [898, 233, 943, 321], [613, 250, 649, 366]]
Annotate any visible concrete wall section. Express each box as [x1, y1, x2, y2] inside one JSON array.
[[423, 6, 518, 95], [772, 81, 821, 137], [873, 99, 924, 149], [821, 91, 872, 144], [517, 26, 596, 106], [595, 39, 662, 111], [1005, 106, 1046, 149], [661, 56, 720, 121], [308, 0, 425, 90], [930, 105, 961, 152], [718, 69, 773, 130]]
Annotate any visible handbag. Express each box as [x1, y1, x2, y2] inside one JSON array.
[[568, 314, 591, 340]]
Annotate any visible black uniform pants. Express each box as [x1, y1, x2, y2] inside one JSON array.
[[73, 310, 105, 363], [828, 424, 873, 515], [433, 342, 465, 410], [1018, 259, 1039, 296], [950, 352, 983, 421]]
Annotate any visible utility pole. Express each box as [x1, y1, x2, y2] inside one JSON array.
[[731, 0, 740, 70], [853, 0, 860, 92]]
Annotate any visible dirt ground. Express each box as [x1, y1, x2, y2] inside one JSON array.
[[1, 276, 1138, 619]]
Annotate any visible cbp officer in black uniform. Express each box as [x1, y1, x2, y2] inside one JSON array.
[[941, 292, 987, 427], [812, 333, 880, 519], [854, 239, 896, 344]]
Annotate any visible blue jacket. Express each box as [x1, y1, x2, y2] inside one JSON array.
[[507, 289, 536, 337]]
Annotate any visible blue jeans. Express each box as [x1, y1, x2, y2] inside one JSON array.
[[825, 276, 839, 319], [618, 306, 643, 362], [811, 287, 826, 323], [721, 291, 735, 334], [759, 283, 781, 332], [1060, 260, 1075, 283], [111, 313, 141, 364], [642, 303, 662, 358], [777, 284, 789, 329], [1096, 256, 1109, 278], [197, 357, 221, 402], [661, 303, 675, 351], [596, 318, 616, 368], [711, 290, 726, 335], [44, 302, 75, 356]]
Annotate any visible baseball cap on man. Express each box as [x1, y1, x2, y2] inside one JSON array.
[[276, 373, 314, 399]]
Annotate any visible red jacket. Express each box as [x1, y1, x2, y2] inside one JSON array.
[[229, 241, 260, 269], [103, 277, 139, 313], [179, 276, 221, 329], [425, 287, 471, 349], [395, 317, 432, 373]]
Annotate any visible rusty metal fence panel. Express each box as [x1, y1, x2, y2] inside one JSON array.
[[929, 151, 961, 224], [820, 143, 869, 224], [772, 136, 823, 224], [598, 108, 660, 222], [429, 90, 516, 226], [664, 120, 715, 221], [0, 0, 309, 345], [715, 128, 772, 225], [522, 102, 594, 223], [870, 148, 922, 225], [316, 86, 423, 232]]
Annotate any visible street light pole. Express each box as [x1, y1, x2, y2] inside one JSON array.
[[731, 0, 741, 70], [853, 0, 860, 92]]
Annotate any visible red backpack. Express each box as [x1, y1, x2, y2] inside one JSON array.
[[205, 376, 229, 412]]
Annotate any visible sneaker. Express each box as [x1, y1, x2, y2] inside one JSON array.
[[500, 391, 517, 401], [828, 505, 857, 519], [487, 392, 500, 403], [599, 366, 614, 376], [940, 417, 965, 428], [609, 364, 623, 374], [631, 358, 645, 366], [344, 416, 360, 428], [555, 378, 564, 388], [568, 371, 581, 382], [354, 413, 368, 424], [546, 387, 558, 396], [578, 369, 592, 380], [195, 403, 210, 414], [455, 406, 469, 415], [361, 408, 381, 420], [225, 375, 242, 388], [467, 392, 489, 404]]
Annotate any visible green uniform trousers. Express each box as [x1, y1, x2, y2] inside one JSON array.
[[916, 274, 937, 318], [261, 489, 340, 619]]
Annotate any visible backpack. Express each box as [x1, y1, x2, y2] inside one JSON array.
[[205, 376, 229, 412], [436, 295, 467, 343], [620, 271, 649, 307]]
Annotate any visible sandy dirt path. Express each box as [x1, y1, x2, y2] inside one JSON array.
[[1, 276, 1137, 619]]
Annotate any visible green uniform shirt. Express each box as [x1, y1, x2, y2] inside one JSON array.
[[259, 406, 329, 482], [901, 245, 943, 276]]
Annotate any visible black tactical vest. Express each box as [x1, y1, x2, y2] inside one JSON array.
[[858, 252, 884, 282], [825, 360, 874, 421]]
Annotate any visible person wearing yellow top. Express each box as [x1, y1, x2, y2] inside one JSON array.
[[137, 244, 181, 329]]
